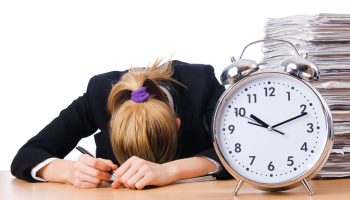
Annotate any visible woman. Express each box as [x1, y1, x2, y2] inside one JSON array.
[[11, 60, 231, 189]]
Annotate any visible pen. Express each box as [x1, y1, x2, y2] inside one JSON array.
[[75, 146, 118, 181], [76, 146, 95, 157]]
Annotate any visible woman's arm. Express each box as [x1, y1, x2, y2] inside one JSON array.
[[164, 157, 217, 181], [112, 156, 216, 189], [11, 73, 125, 182], [10, 76, 99, 182]]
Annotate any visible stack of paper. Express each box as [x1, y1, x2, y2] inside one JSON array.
[[262, 14, 350, 178]]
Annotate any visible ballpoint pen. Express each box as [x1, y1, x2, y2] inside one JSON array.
[[75, 146, 118, 182]]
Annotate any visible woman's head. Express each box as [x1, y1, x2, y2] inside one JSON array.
[[107, 60, 180, 164]]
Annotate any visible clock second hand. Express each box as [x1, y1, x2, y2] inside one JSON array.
[[245, 115, 286, 135]]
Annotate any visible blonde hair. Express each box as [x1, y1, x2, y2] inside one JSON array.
[[107, 60, 181, 164]]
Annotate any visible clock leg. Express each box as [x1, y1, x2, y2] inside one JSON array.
[[233, 179, 244, 195], [301, 179, 313, 196]]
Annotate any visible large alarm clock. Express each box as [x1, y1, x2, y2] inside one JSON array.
[[212, 39, 334, 196]]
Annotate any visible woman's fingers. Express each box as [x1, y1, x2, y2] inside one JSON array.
[[111, 166, 148, 190], [119, 165, 139, 188], [135, 175, 150, 190], [74, 161, 111, 180], [75, 171, 102, 185], [69, 155, 119, 189], [115, 156, 136, 177], [116, 156, 146, 188], [78, 154, 114, 171], [126, 169, 145, 188], [99, 158, 118, 171], [111, 178, 123, 189]]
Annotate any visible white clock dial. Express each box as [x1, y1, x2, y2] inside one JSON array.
[[214, 72, 332, 185]]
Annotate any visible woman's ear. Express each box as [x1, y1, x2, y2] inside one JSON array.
[[176, 118, 181, 129]]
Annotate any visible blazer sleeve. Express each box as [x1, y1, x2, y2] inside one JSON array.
[[11, 76, 99, 182], [196, 66, 233, 180]]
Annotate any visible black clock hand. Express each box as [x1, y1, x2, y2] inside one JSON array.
[[248, 121, 265, 127], [247, 116, 285, 135], [245, 116, 267, 128], [272, 129, 285, 135], [272, 112, 308, 128], [250, 114, 269, 128]]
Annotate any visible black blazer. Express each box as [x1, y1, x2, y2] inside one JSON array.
[[11, 60, 232, 182]]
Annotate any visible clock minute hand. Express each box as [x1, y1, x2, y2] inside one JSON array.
[[272, 112, 308, 128], [248, 121, 266, 128]]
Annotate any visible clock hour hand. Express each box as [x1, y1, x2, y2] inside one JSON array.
[[250, 114, 269, 128], [247, 115, 286, 135], [272, 112, 308, 128]]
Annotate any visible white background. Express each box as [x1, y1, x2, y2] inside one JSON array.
[[0, 0, 348, 170]]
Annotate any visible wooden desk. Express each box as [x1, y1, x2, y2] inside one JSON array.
[[1, 171, 349, 200]]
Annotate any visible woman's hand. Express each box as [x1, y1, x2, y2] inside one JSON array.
[[68, 154, 118, 188], [37, 156, 118, 189], [111, 156, 176, 190]]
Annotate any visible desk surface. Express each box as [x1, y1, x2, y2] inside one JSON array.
[[1, 171, 349, 200]]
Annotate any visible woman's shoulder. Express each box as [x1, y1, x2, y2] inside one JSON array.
[[171, 60, 217, 88], [84, 70, 128, 126], [86, 70, 127, 94], [85, 70, 126, 104], [90, 70, 126, 83], [172, 60, 214, 74]]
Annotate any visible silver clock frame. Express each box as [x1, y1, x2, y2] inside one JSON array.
[[212, 71, 334, 195]]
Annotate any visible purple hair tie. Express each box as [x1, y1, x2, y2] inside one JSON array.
[[131, 87, 149, 103]]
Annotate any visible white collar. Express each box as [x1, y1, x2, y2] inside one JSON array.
[[159, 86, 174, 112]]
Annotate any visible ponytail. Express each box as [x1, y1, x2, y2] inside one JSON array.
[[107, 60, 181, 164]]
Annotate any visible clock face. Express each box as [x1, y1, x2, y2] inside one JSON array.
[[213, 72, 332, 185]]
